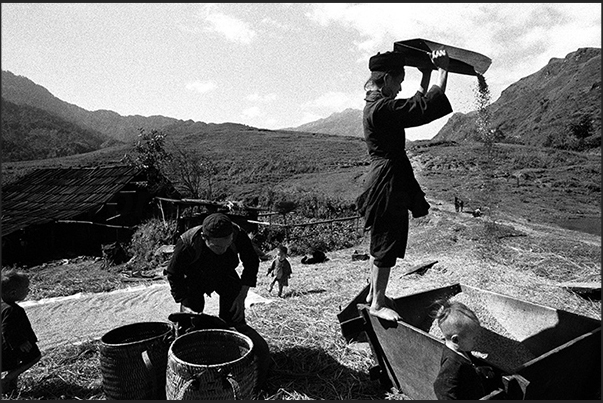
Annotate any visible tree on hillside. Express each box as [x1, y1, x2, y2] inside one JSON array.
[[569, 114, 593, 140], [168, 146, 219, 200], [567, 114, 599, 151], [545, 114, 599, 151], [122, 128, 173, 194]]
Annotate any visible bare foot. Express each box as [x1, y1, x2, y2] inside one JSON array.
[[369, 305, 401, 322], [368, 294, 396, 306], [367, 292, 396, 309]]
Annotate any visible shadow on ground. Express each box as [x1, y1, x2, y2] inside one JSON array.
[[284, 288, 327, 298], [260, 346, 388, 400]]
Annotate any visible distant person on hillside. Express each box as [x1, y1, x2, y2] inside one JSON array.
[[356, 49, 453, 321], [266, 245, 292, 297], [1, 270, 42, 395], [432, 300, 499, 399], [164, 213, 270, 392], [454, 196, 464, 213]]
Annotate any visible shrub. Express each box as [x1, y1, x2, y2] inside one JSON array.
[[127, 218, 178, 266], [254, 216, 364, 257], [251, 190, 364, 256]]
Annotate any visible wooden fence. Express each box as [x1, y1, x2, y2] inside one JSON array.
[[249, 215, 363, 243]]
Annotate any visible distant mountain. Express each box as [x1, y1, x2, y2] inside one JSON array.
[[286, 48, 600, 150], [283, 108, 364, 138], [1, 70, 183, 143], [1, 97, 118, 162], [434, 47, 601, 148], [3, 46, 599, 158]]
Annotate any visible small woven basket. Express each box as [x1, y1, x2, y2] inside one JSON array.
[[166, 329, 256, 400], [100, 321, 174, 400]]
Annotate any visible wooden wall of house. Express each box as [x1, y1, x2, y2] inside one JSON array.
[[1, 222, 134, 266]]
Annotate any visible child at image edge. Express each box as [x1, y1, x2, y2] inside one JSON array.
[[267, 245, 292, 297], [1, 269, 41, 394], [432, 300, 497, 400]]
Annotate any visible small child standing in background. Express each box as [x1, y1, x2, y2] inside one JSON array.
[[1, 269, 41, 394], [266, 245, 292, 298], [432, 300, 497, 400]]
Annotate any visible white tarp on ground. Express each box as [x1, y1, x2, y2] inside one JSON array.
[[23, 283, 272, 352]]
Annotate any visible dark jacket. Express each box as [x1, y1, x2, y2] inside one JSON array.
[[164, 223, 259, 303], [267, 259, 292, 280], [433, 347, 489, 400], [357, 87, 452, 225], [1, 300, 38, 353]]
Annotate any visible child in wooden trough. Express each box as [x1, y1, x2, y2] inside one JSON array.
[[432, 300, 498, 400], [1, 269, 41, 395], [267, 245, 292, 297]]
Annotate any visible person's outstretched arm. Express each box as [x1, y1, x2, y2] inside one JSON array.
[[430, 49, 449, 92], [418, 68, 431, 94]]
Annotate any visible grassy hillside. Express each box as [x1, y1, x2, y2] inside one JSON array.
[[1, 98, 116, 162], [3, 126, 599, 239], [435, 48, 601, 150], [2, 127, 369, 199], [409, 140, 601, 230]]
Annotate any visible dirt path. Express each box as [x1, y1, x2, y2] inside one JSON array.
[[22, 282, 272, 352]]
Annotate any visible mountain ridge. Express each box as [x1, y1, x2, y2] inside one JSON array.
[[434, 47, 601, 147], [282, 108, 364, 138], [284, 47, 601, 149], [2, 46, 600, 159], [1, 70, 184, 143]]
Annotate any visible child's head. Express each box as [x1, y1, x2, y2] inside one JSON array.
[[434, 300, 481, 352], [1, 269, 31, 302], [276, 245, 288, 260]]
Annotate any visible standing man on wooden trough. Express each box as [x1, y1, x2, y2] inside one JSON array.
[[356, 49, 453, 321], [164, 212, 270, 391]]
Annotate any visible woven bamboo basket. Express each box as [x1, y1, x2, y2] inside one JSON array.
[[166, 329, 256, 400], [100, 321, 174, 400]]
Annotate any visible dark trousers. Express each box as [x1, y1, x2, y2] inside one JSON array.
[[370, 208, 409, 267]]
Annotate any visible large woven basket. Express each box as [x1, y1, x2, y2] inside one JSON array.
[[100, 321, 174, 400], [166, 329, 256, 400]]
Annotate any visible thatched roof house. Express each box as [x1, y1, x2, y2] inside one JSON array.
[[1, 165, 178, 265]]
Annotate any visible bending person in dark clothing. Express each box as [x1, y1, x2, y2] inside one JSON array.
[[164, 213, 270, 391], [356, 49, 453, 321]]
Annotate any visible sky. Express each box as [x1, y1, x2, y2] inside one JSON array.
[[1, 3, 601, 140]]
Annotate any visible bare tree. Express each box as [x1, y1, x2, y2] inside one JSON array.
[[167, 145, 218, 200]]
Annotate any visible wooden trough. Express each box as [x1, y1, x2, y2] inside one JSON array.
[[338, 283, 601, 400]]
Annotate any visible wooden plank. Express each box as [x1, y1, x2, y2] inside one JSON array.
[[361, 304, 445, 399], [517, 327, 601, 399], [393, 38, 492, 76], [400, 260, 438, 277], [337, 283, 370, 342], [558, 281, 601, 295]]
